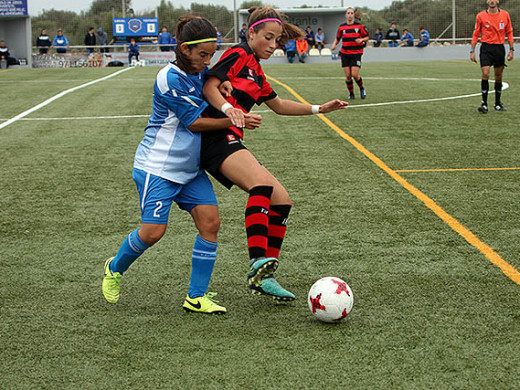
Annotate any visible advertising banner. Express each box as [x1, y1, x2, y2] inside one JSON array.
[[113, 18, 159, 37], [0, 0, 28, 16]]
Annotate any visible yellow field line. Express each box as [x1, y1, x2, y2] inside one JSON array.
[[0, 69, 13, 73], [266, 74, 520, 286], [396, 167, 520, 173]]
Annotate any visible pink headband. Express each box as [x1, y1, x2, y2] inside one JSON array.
[[249, 18, 282, 29]]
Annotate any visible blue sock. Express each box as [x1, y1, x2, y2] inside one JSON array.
[[110, 229, 151, 274], [188, 235, 218, 298]]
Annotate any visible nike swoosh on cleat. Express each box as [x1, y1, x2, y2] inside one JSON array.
[[186, 300, 202, 309]]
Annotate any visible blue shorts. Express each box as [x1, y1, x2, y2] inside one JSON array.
[[132, 168, 218, 224]]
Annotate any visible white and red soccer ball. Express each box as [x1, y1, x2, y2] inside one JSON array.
[[308, 277, 354, 323]]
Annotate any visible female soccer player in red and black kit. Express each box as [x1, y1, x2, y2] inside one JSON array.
[[201, 6, 348, 302], [331, 7, 369, 100]]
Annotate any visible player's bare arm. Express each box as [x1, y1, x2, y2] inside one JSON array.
[[264, 96, 348, 115]]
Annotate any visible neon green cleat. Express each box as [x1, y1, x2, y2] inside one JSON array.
[[102, 257, 121, 304], [183, 292, 227, 314], [250, 275, 295, 302], [247, 257, 279, 287]]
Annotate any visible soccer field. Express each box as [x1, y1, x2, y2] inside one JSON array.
[[1, 61, 520, 388]]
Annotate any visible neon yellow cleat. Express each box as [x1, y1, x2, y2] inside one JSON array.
[[102, 257, 121, 304], [183, 292, 227, 314]]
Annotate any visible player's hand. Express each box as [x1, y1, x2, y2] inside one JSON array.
[[470, 52, 477, 63], [225, 107, 246, 128], [355, 38, 362, 44], [219, 81, 233, 98], [244, 113, 262, 129], [319, 99, 349, 113], [507, 50, 514, 61]]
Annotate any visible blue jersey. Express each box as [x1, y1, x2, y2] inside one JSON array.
[[134, 63, 209, 184], [158, 32, 171, 45], [420, 30, 430, 43], [52, 35, 69, 47]]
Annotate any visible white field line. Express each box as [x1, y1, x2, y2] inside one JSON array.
[[0, 114, 150, 121], [348, 82, 508, 108], [0, 77, 506, 123], [0, 67, 132, 131]]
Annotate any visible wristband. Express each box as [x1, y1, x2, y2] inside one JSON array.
[[311, 105, 320, 114], [510, 48, 514, 51], [221, 102, 233, 114], [469, 49, 475, 53]]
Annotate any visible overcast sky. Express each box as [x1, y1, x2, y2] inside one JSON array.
[[29, 0, 395, 15]]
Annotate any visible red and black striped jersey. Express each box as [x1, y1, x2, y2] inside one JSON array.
[[205, 42, 277, 139], [336, 23, 369, 55]]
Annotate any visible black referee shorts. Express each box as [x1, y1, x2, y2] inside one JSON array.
[[200, 128, 247, 189], [480, 42, 506, 68], [341, 53, 362, 68]]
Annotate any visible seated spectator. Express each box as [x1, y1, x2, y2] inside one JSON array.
[[0, 40, 11, 67], [52, 29, 69, 53], [417, 27, 430, 47], [400, 29, 414, 46], [239, 23, 247, 43], [127, 38, 139, 65], [36, 29, 52, 54], [285, 39, 297, 63], [296, 38, 308, 63], [215, 26, 223, 50], [158, 26, 171, 52], [315, 28, 325, 50], [373, 27, 383, 47], [305, 26, 315, 49], [84, 27, 96, 54], [386, 22, 400, 47], [97, 27, 109, 53]]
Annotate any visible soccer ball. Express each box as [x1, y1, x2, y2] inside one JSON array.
[[308, 277, 354, 323]]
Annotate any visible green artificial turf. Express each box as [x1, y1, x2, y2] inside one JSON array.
[[1, 61, 519, 389]]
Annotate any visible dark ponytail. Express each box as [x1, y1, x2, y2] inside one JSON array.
[[175, 16, 216, 73]]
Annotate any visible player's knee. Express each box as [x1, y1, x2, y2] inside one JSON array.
[[197, 214, 221, 236], [139, 225, 167, 245]]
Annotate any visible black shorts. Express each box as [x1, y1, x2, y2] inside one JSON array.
[[480, 43, 506, 68], [341, 53, 362, 68], [200, 128, 247, 189]]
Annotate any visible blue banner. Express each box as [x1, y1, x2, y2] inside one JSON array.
[[0, 0, 28, 16], [113, 18, 159, 37]]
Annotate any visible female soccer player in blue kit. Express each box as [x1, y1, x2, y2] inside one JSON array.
[[102, 16, 261, 314], [201, 7, 348, 302]]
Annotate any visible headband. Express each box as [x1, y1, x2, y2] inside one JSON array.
[[183, 37, 217, 45], [249, 18, 282, 29]]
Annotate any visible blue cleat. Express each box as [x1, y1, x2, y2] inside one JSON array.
[[360, 88, 366, 99]]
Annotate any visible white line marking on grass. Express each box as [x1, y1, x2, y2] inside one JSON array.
[[279, 76, 484, 81], [349, 83, 508, 108], [6, 114, 150, 121], [275, 77, 508, 108], [0, 67, 132, 131]]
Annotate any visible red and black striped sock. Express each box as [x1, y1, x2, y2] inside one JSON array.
[[245, 186, 273, 259], [346, 80, 354, 94], [266, 204, 292, 259], [355, 77, 364, 89]]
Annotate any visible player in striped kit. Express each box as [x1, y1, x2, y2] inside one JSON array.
[[331, 8, 369, 100], [201, 6, 348, 302], [102, 16, 261, 314], [470, 0, 514, 113]]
